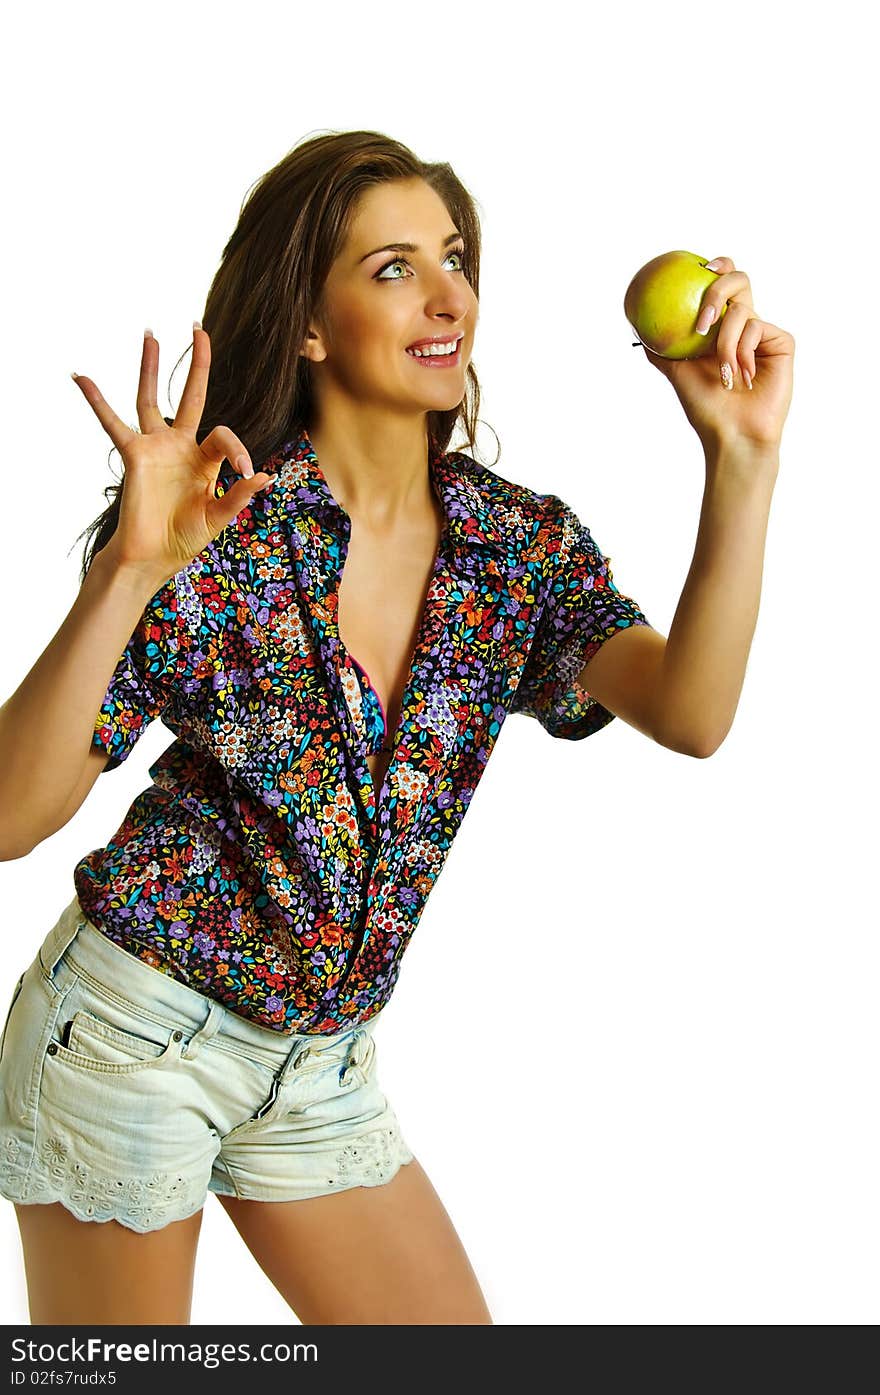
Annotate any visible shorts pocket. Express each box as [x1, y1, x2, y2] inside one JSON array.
[[48, 999, 183, 1075]]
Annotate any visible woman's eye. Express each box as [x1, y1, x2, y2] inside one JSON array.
[[376, 249, 465, 281]]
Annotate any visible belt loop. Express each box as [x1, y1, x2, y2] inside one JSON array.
[[279, 1039, 313, 1085], [39, 895, 86, 980], [180, 1000, 224, 1061]]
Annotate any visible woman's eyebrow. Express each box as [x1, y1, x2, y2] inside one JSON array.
[[357, 231, 463, 264]]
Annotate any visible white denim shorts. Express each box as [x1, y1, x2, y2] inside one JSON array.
[[0, 893, 414, 1234]]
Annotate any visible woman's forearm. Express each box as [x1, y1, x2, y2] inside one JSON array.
[[0, 546, 168, 858], [653, 443, 779, 756]]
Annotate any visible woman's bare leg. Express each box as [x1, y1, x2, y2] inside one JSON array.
[[14, 1201, 204, 1324], [216, 1155, 493, 1324]]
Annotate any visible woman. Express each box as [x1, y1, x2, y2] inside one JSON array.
[[0, 129, 794, 1324]]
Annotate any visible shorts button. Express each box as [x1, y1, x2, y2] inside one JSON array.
[[172, 1031, 183, 1041], [47, 1043, 58, 1055]]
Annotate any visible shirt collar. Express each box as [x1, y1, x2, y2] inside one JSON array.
[[266, 427, 506, 558]]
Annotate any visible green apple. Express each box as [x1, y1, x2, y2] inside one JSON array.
[[624, 250, 728, 359]]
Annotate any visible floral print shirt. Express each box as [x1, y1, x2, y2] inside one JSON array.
[[73, 428, 653, 1035]]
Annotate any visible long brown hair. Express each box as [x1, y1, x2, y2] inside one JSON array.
[[74, 128, 497, 583]]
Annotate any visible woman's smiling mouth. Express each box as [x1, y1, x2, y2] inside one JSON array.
[[405, 333, 464, 366]]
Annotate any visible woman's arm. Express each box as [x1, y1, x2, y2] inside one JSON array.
[[576, 624, 671, 747], [0, 545, 169, 860], [582, 441, 779, 757]]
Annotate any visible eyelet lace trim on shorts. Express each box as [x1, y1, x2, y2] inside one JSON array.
[[330, 1119, 414, 1187], [2, 1121, 415, 1217], [2, 1131, 203, 1233]]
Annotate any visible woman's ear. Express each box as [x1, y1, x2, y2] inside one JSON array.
[[300, 329, 328, 365]]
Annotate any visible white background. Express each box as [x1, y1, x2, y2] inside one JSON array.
[[0, 0, 875, 1325]]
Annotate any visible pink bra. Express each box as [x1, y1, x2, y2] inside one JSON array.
[[344, 652, 392, 756]]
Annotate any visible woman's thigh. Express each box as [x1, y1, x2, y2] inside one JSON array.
[[14, 1200, 204, 1324], [216, 1155, 493, 1325]]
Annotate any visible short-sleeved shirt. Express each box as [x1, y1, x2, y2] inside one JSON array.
[[73, 427, 653, 1035]]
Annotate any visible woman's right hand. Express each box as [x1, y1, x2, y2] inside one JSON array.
[[72, 324, 277, 589]]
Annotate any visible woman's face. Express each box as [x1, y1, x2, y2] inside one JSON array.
[[303, 177, 478, 416]]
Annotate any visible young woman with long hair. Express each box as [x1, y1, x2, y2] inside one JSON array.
[[0, 128, 793, 1324]]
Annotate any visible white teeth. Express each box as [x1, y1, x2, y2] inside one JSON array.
[[407, 339, 459, 357]]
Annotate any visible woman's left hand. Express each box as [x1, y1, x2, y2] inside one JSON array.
[[639, 256, 795, 456]]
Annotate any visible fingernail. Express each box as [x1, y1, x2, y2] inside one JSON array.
[[235, 454, 254, 478], [144, 328, 154, 340], [70, 371, 79, 381], [720, 361, 734, 390], [696, 304, 717, 335], [705, 259, 723, 272], [193, 320, 202, 332], [743, 369, 753, 390]]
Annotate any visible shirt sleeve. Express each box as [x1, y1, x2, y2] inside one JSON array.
[[509, 494, 653, 740], [91, 577, 179, 772]]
